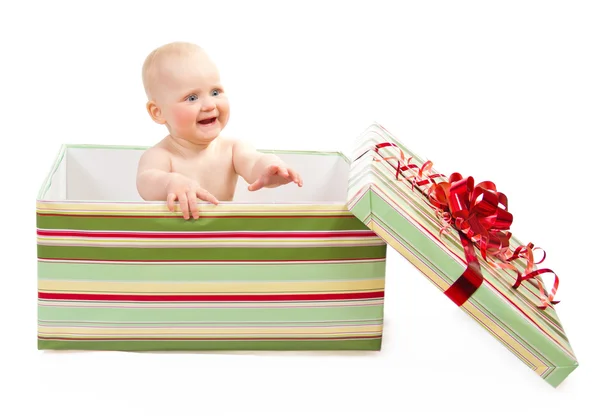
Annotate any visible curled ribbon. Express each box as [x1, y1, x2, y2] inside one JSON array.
[[367, 142, 559, 309]]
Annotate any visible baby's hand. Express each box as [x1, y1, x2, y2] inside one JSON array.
[[248, 164, 303, 192], [166, 173, 219, 220]]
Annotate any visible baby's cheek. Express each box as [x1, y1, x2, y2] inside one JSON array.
[[172, 106, 197, 126]]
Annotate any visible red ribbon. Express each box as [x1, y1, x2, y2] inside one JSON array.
[[368, 142, 559, 309]]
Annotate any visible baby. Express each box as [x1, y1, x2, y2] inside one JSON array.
[[136, 42, 302, 219]]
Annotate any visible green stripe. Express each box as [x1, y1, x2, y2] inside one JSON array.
[[39, 320, 383, 327], [38, 305, 384, 322], [37, 214, 368, 232], [545, 364, 579, 388], [38, 260, 386, 281], [38, 338, 382, 351], [37, 245, 386, 262], [348, 184, 372, 224], [370, 190, 464, 282]]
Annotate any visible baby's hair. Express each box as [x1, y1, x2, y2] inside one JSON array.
[[142, 41, 205, 100]]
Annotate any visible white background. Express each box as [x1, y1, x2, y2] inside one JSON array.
[[1, 1, 598, 417]]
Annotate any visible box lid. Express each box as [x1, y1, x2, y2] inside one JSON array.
[[346, 122, 578, 387]]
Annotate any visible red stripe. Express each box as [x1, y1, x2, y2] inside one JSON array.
[[37, 213, 356, 219], [37, 257, 384, 263], [38, 291, 384, 302], [37, 230, 378, 239]]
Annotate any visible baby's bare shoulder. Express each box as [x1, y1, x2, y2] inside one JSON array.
[[219, 136, 257, 153], [217, 136, 244, 148], [138, 142, 173, 170], [214, 136, 245, 155], [144, 138, 176, 157]]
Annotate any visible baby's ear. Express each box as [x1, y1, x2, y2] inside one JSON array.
[[146, 101, 166, 124]]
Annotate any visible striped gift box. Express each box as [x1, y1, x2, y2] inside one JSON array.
[[347, 123, 578, 387], [37, 145, 387, 351]]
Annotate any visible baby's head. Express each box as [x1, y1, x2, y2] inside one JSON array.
[[142, 42, 229, 146]]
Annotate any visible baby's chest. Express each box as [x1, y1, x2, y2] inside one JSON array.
[[171, 156, 236, 184]]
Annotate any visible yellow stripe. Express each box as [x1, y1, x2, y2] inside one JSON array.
[[38, 278, 385, 293], [36, 201, 350, 215], [461, 302, 549, 377], [39, 325, 384, 336]]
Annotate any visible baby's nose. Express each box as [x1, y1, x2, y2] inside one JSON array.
[[201, 97, 216, 111]]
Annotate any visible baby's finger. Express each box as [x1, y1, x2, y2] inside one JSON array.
[[167, 193, 176, 212], [196, 188, 219, 205], [267, 164, 288, 178], [248, 177, 265, 192], [287, 168, 302, 186], [178, 192, 190, 220], [278, 166, 290, 178], [188, 191, 199, 219]]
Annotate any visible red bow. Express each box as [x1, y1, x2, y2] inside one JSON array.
[[370, 143, 559, 309], [427, 173, 513, 261]]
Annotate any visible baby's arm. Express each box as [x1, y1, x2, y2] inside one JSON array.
[[136, 148, 218, 219], [136, 148, 176, 201], [232, 140, 302, 191]]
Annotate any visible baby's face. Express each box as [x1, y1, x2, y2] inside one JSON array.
[[152, 51, 230, 146]]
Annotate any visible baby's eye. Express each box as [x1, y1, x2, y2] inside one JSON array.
[[186, 94, 198, 102], [211, 89, 220, 97]]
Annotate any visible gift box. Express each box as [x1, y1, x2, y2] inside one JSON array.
[[347, 123, 578, 387], [37, 145, 387, 351]]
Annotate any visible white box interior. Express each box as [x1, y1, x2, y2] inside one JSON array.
[[40, 146, 351, 204]]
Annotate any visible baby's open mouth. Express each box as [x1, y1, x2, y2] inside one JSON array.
[[198, 117, 217, 125]]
